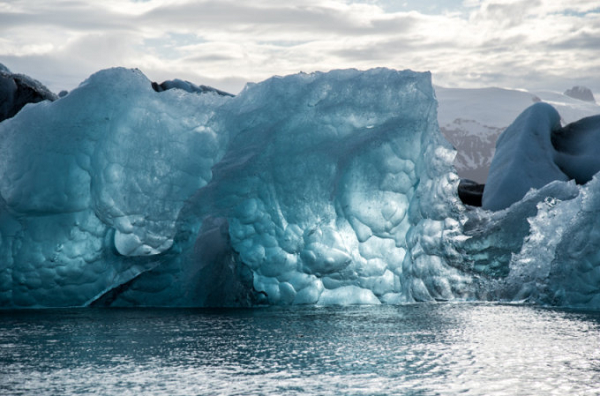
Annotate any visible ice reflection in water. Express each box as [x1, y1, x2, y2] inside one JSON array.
[[1, 304, 599, 395]]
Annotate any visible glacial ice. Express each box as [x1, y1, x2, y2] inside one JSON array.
[[1, 66, 600, 309], [482, 103, 569, 211], [483, 103, 600, 211], [554, 114, 600, 184], [0, 67, 472, 307]]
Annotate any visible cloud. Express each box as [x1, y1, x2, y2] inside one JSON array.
[[0, 0, 598, 95], [474, 0, 542, 27]]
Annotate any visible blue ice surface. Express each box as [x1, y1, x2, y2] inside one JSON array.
[[1, 67, 600, 309], [483, 103, 600, 211]]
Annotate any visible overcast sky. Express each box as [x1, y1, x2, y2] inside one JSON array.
[[1, 0, 599, 95]]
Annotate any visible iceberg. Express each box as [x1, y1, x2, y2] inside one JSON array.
[[483, 103, 600, 211], [553, 114, 600, 184], [1, 66, 600, 310], [0, 67, 475, 308], [462, 102, 600, 308], [482, 103, 569, 211], [437, 86, 600, 184]]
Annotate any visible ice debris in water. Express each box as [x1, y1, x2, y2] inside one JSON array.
[[2, 66, 600, 310]]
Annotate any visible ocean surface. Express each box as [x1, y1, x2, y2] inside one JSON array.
[[1, 303, 599, 395]]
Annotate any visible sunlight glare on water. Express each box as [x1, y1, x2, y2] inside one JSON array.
[[1, 303, 599, 395]]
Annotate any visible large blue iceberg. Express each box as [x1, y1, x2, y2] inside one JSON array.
[[0, 67, 599, 309]]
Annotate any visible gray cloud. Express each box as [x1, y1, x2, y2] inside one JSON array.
[[0, 0, 598, 96], [476, 0, 542, 27], [332, 36, 454, 62], [138, 1, 420, 37], [550, 31, 600, 51], [0, 3, 135, 32]]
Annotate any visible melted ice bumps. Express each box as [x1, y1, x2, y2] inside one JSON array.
[[0, 67, 472, 308]]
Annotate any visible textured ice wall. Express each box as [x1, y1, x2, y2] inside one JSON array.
[[4, 66, 600, 310], [463, 177, 600, 309], [91, 69, 475, 307], [0, 68, 231, 307], [190, 69, 474, 305], [0, 67, 476, 307]]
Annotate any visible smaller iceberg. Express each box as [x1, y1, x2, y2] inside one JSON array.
[[483, 103, 600, 211], [482, 103, 568, 211], [465, 101, 600, 309]]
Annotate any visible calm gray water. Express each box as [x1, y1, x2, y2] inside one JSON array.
[[1, 303, 599, 395]]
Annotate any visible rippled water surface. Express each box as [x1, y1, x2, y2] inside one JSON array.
[[1, 303, 599, 395]]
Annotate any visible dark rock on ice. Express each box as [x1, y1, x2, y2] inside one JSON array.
[[0, 64, 58, 122], [458, 179, 484, 207], [152, 79, 234, 97]]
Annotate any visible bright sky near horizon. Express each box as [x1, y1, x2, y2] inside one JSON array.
[[0, 0, 598, 95]]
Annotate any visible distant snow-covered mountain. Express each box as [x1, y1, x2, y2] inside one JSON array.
[[436, 86, 600, 183]]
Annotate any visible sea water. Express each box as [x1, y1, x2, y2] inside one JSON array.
[[1, 304, 599, 395]]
